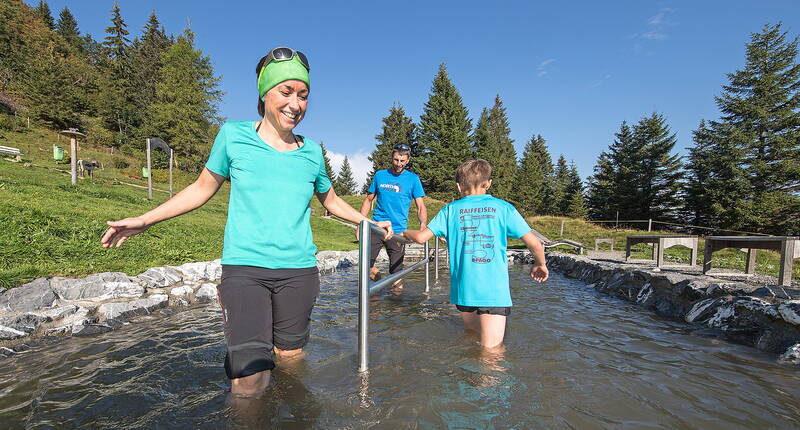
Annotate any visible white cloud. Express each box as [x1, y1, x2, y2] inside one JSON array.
[[327, 148, 372, 191], [588, 74, 612, 88], [634, 8, 675, 51], [536, 58, 556, 77]]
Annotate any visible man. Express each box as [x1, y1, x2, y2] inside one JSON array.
[[360, 143, 427, 290]]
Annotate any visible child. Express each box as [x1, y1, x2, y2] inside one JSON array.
[[403, 159, 548, 349]]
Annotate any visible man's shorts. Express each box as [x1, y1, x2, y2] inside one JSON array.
[[217, 265, 320, 380], [369, 234, 406, 274], [455, 305, 511, 316]]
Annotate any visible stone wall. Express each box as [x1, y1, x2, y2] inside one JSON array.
[[508, 251, 800, 365], [0, 250, 365, 357]]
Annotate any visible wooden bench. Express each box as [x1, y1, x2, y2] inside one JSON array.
[[625, 235, 699, 267], [703, 236, 799, 286], [0, 145, 22, 161], [595, 238, 614, 251]]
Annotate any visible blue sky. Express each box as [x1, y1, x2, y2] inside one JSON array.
[[30, 1, 800, 188]]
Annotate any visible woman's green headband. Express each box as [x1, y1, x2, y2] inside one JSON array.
[[258, 56, 310, 98]]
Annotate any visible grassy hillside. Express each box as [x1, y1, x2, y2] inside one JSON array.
[[2, 126, 795, 287], [0, 127, 355, 288]]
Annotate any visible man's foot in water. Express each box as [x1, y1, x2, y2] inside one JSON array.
[[370, 267, 382, 281]]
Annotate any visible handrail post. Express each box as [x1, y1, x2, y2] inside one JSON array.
[[358, 221, 371, 373], [434, 237, 440, 282], [424, 240, 430, 292]]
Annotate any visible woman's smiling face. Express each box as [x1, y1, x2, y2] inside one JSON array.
[[263, 80, 309, 132]]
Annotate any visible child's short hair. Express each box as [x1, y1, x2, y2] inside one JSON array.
[[456, 159, 492, 189]]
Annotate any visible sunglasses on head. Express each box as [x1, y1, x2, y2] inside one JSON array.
[[393, 144, 411, 151], [263, 47, 310, 71]]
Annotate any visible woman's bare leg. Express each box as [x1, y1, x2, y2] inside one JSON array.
[[230, 370, 271, 397]]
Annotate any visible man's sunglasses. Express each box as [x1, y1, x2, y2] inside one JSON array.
[[263, 47, 310, 71], [393, 144, 411, 151]]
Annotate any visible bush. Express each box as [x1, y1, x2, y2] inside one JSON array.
[[112, 158, 130, 169]]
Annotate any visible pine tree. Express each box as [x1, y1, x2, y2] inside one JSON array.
[[533, 136, 556, 215], [145, 28, 222, 170], [334, 156, 357, 195], [714, 23, 800, 234], [682, 120, 719, 228], [553, 155, 570, 216], [415, 64, 473, 198], [586, 121, 639, 220], [98, 2, 136, 148], [632, 112, 684, 221], [129, 11, 172, 141], [563, 162, 587, 218], [512, 135, 551, 215], [473, 95, 517, 200], [369, 103, 416, 179], [320, 142, 336, 182], [33, 0, 54, 30], [55, 7, 81, 52]]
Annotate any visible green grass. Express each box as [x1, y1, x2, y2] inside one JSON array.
[[0, 126, 360, 288]]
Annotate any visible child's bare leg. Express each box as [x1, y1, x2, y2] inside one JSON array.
[[460, 311, 480, 333], [478, 314, 507, 348]]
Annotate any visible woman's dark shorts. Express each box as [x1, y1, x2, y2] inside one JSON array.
[[456, 305, 511, 316], [217, 265, 320, 380]]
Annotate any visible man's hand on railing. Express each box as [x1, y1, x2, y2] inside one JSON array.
[[374, 220, 393, 240]]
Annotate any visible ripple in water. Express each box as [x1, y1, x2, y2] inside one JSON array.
[[0, 267, 798, 429]]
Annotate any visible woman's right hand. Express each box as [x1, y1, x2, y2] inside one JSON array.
[[101, 217, 150, 248]]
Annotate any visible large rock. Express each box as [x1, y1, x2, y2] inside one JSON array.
[[0, 313, 48, 333], [170, 285, 193, 297], [779, 344, 800, 365], [316, 250, 358, 273], [136, 266, 183, 289], [778, 301, 800, 325], [172, 260, 222, 282], [0, 278, 57, 312], [96, 294, 168, 321], [195, 283, 218, 302], [0, 325, 26, 340], [51, 272, 144, 301]]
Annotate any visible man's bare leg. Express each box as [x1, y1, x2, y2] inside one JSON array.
[[230, 370, 271, 397]]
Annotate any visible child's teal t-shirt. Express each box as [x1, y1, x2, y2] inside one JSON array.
[[205, 121, 332, 269], [427, 194, 532, 307]]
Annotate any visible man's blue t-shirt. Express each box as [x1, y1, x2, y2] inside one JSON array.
[[427, 194, 532, 307], [368, 169, 425, 233], [205, 121, 332, 269]]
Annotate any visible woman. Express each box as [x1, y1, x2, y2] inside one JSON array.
[[101, 47, 391, 397]]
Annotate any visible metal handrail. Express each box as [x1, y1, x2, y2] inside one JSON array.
[[357, 220, 437, 373]]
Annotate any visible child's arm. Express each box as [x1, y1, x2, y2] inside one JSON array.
[[520, 231, 549, 283], [402, 228, 435, 244]]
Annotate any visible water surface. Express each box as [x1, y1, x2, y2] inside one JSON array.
[[1, 267, 798, 429]]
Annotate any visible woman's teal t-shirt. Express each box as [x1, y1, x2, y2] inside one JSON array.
[[205, 121, 332, 269]]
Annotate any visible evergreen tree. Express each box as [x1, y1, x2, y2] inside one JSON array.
[[33, 0, 54, 30], [334, 156, 357, 195], [682, 120, 719, 228], [129, 11, 172, 140], [563, 162, 587, 218], [553, 155, 570, 216], [415, 64, 473, 198], [632, 112, 684, 221], [533, 137, 557, 215], [99, 2, 136, 148], [369, 103, 416, 179], [320, 142, 336, 181], [586, 151, 616, 220], [512, 135, 551, 215], [714, 23, 800, 234], [55, 7, 82, 51], [473, 95, 517, 200], [145, 28, 222, 170]]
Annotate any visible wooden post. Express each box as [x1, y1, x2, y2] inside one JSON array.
[[691, 237, 699, 267], [745, 248, 757, 274], [146, 138, 153, 201], [779, 239, 795, 287], [560, 220, 565, 236], [70, 136, 77, 184], [615, 211, 619, 229], [169, 148, 174, 198], [656, 238, 665, 267], [648, 219, 652, 232], [702, 240, 714, 274]]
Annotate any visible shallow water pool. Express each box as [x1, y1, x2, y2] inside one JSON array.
[[1, 267, 798, 429]]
